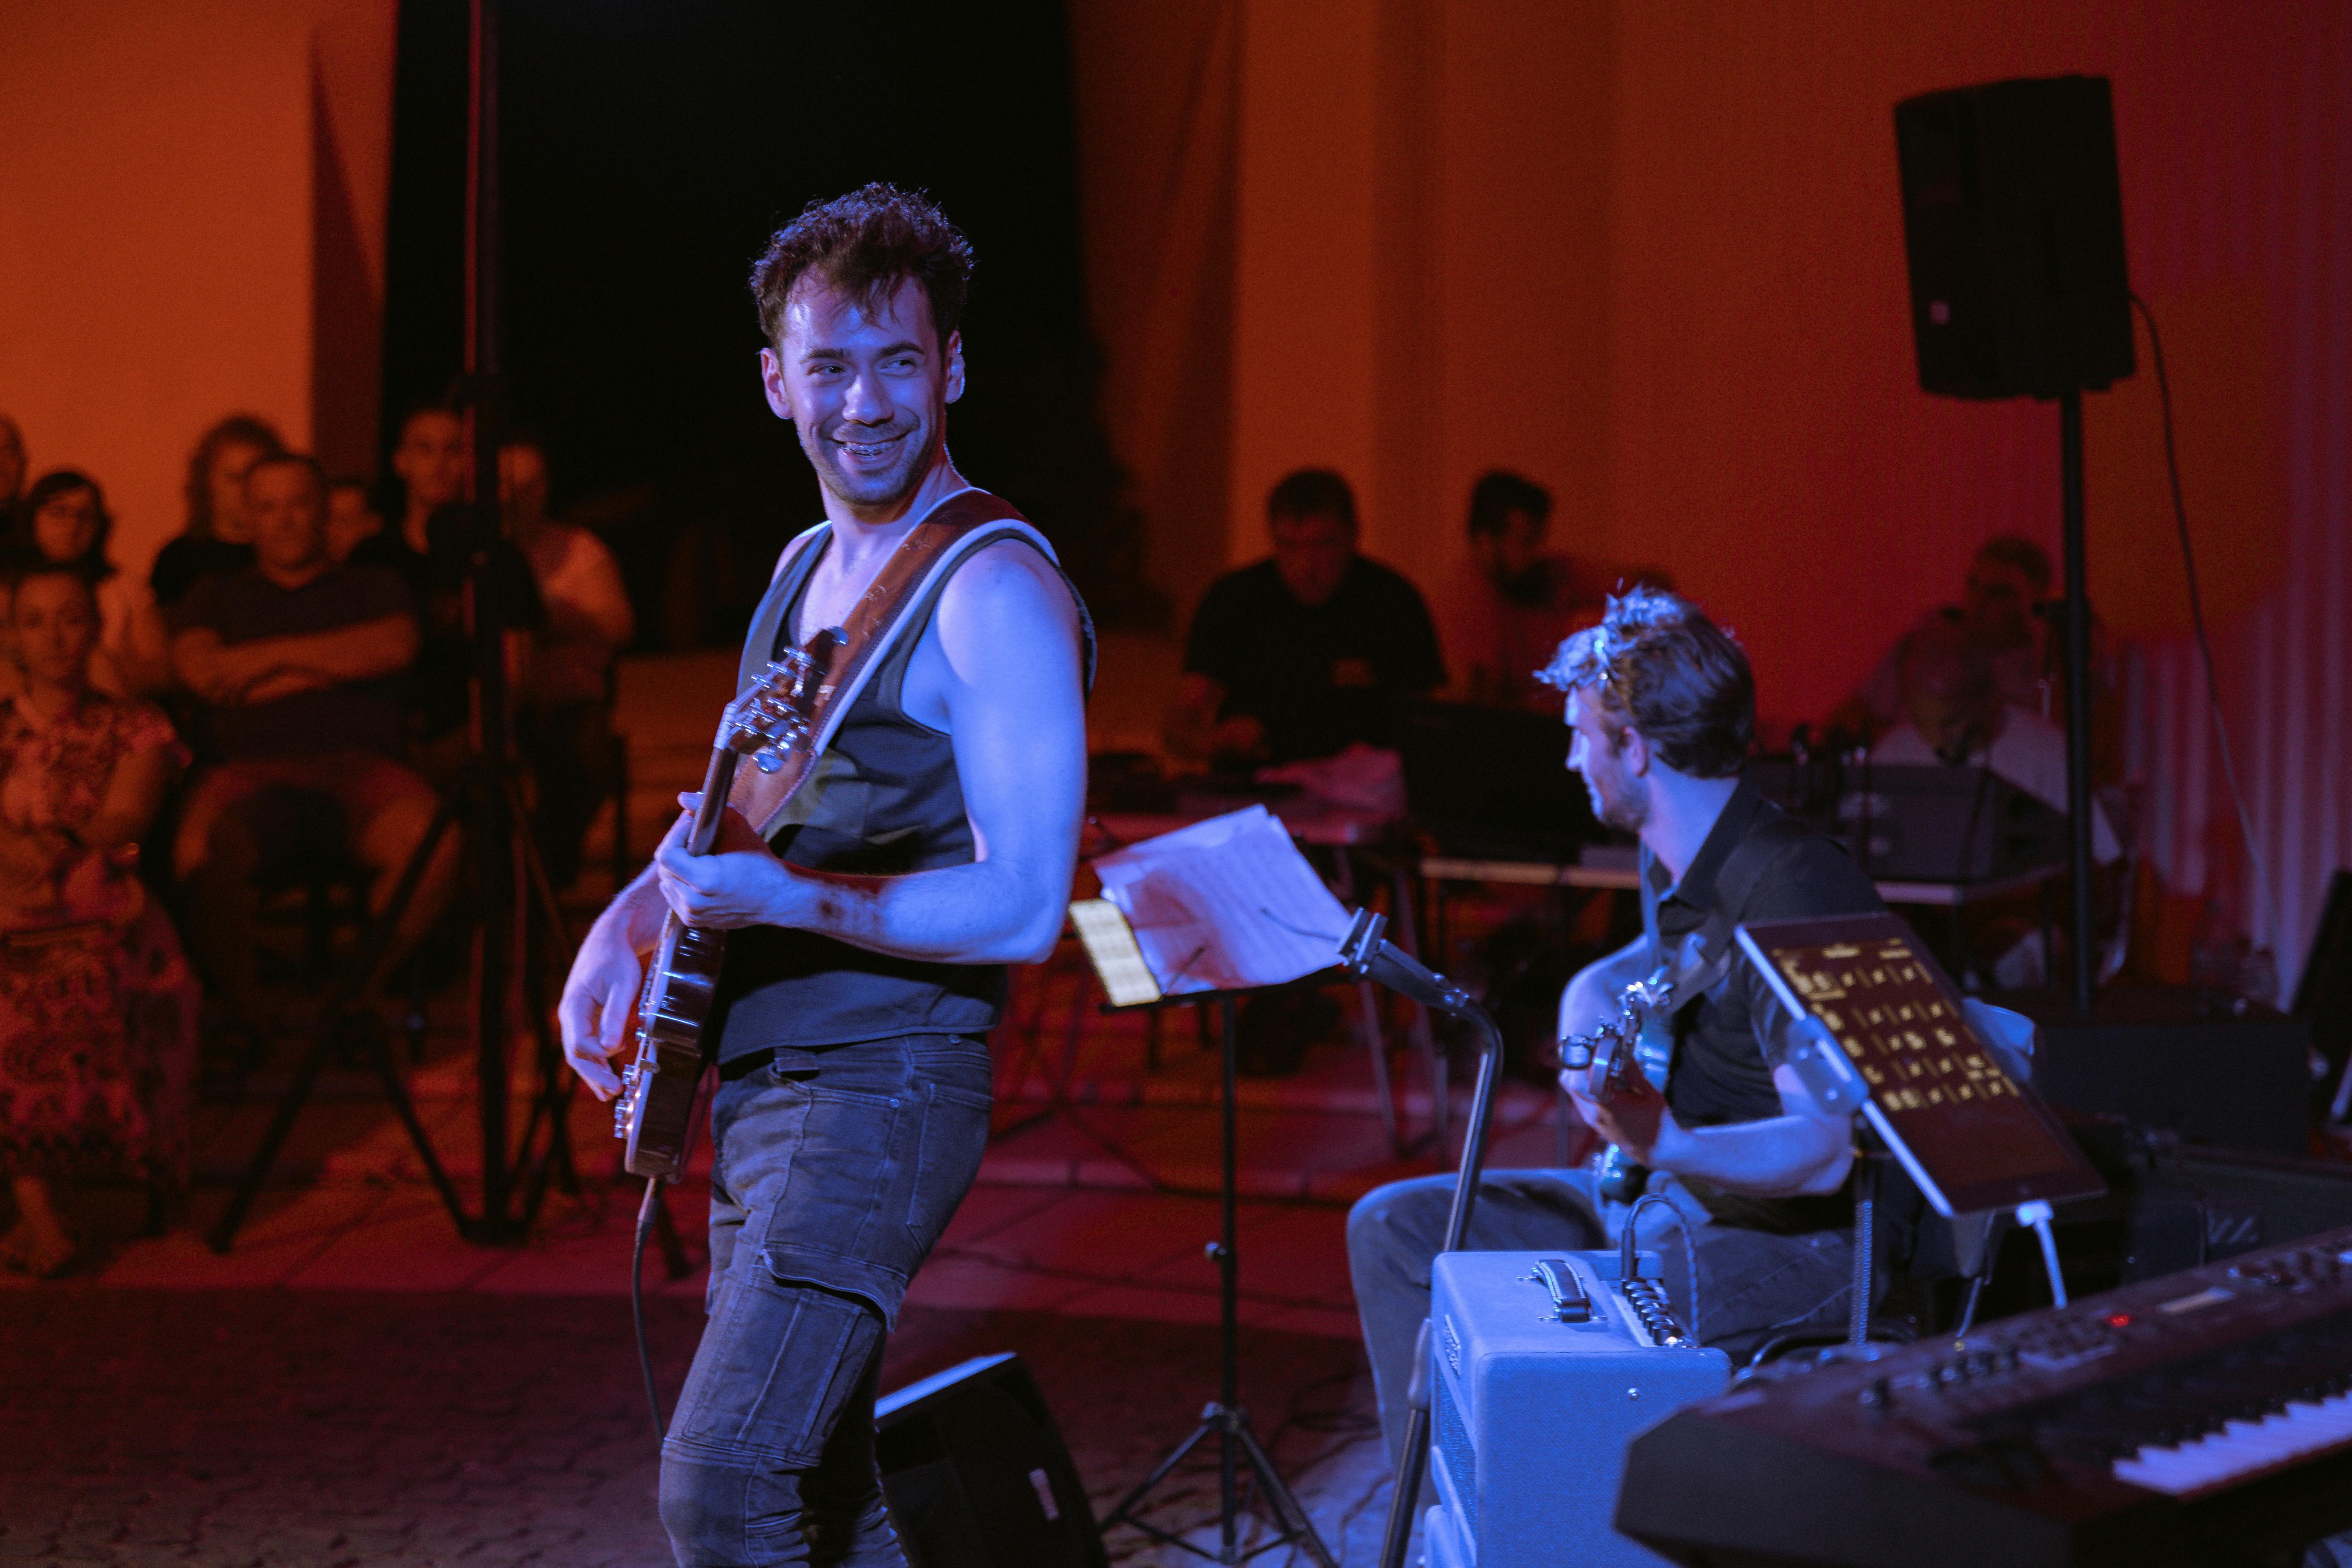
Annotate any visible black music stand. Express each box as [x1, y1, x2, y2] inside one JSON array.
[[1738, 912, 2109, 1320], [1086, 970, 1340, 1568]]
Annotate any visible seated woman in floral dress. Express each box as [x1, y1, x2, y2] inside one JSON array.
[[0, 565, 196, 1276]]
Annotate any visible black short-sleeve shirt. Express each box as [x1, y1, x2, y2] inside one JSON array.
[[172, 563, 417, 762], [1653, 776, 1886, 1130], [1182, 555, 1444, 764], [151, 536, 257, 610]]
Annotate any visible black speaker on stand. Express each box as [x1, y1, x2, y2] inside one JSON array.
[[1895, 73, 2135, 1011]]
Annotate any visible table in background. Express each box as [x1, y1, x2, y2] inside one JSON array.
[[1418, 854, 2065, 979]]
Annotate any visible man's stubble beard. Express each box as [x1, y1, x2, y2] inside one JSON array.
[[801, 420, 937, 513], [1590, 771, 1649, 835]]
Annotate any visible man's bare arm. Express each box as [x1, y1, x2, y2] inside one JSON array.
[[651, 542, 1087, 964], [1560, 937, 1852, 1196], [1162, 672, 1225, 762], [230, 614, 420, 683], [1566, 1062, 1853, 1197]]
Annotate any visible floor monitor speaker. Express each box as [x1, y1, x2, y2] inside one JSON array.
[[1895, 74, 2135, 399], [876, 1353, 1107, 1568], [2004, 987, 2311, 1155]]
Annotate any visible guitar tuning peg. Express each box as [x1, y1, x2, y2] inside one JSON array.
[[754, 750, 784, 774]]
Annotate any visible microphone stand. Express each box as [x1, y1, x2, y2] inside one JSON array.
[[1336, 909, 1508, 1568]]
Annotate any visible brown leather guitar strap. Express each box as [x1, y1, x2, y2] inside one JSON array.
[[722, 489, 1082, 838]]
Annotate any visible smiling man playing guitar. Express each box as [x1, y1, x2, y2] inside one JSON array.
[[1345, 586, 1890, 1467], [557, 185, 1089, 1568]]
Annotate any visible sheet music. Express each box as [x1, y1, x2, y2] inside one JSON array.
[[1093, 806, 1352, 994]]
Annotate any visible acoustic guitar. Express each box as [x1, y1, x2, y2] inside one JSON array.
[[614, 632, 837, 1179]]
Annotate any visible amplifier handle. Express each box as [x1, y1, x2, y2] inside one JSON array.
[[1533, 1258, 1593, 1323]]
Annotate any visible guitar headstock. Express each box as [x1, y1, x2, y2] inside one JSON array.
[[1561, 966, 1674, 1099], [717, 627, 842, 774]]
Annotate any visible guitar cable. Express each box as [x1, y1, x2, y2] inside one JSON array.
[[633, 1176, 667, 1449], [1622, 1190, 1701, 1335]]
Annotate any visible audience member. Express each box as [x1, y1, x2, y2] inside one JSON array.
[[325, 477, 386, 564], [1439, 470, 1665, 711], [151, 415, 286, 610], [168, 455, 455, 1038], [0, 566, 197, 1277], [1172, 469, 1443, 767], [503, 440, 631, 888], [4, 470, 171, 696], [385, 405, 468, 557], [0, 414, 24, 530], [363, 407, 543, 769]]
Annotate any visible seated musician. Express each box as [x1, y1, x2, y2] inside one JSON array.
[[1167, 469, 1444, 768], [1438, 469, 1668, 713], [1870, 615, 2119, 862], [1347, 586, 1888, 1459]]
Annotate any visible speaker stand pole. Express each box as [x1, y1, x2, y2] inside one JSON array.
[[1096, 986, 1338, 1568], [2059, 387, 2097, 1013]]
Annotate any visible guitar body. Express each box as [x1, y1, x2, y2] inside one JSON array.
[[618, 917, 730, 1180]]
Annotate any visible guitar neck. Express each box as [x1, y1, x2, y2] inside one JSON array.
[[688, 746, 743, 857]]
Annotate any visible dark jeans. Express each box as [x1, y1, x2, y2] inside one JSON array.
[[1346, 1167, 1856, 1463], [660, 1033, 994, 1567]]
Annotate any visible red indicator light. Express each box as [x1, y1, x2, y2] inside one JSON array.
[[2106, 1313, 2135, 1328]]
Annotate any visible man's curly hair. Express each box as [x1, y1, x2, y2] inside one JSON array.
[[749, 184, 975, 350], [1539, 585, 1755, 778]]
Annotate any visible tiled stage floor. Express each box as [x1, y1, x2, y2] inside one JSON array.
[[3, 645, 1592, 1562], [9, 935, 1583, 1566]]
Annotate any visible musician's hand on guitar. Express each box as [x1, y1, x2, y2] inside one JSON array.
[[557, 926, 641, 1101], [1556, 1061, 1593, 1103], [654, 792, 787, 929], [1564, 1069, 1674, 1168]]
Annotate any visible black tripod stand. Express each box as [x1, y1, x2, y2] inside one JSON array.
[[1094, 979, 1341, 1568], [206, 761, 583, 1253], [205, 0, 593, 1256]]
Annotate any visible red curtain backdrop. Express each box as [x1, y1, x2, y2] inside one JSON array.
[[1597, 2, 2351, 991], [1073, 0, 2352, 992]]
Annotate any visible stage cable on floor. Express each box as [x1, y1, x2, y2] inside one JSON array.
[[2130, 292, 2281, 961], [633, 1177, 666, 1450]]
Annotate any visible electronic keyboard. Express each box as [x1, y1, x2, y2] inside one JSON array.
[[1618, 1225, 2352, 1567]]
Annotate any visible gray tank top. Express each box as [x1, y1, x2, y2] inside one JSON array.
[[707, 519, 1088, 1060]]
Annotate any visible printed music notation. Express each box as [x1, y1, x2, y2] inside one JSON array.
[[1773, 938, 2019, 1115]]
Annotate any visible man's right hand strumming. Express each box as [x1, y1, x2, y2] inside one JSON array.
[[557, 881, 663, 1100]]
